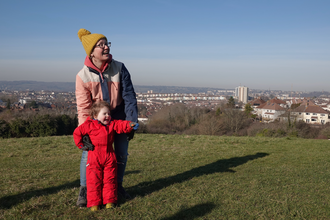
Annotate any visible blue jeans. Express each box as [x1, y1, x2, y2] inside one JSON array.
[[80, 133, 129, 186]]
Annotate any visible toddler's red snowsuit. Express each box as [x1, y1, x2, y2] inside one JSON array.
[[73, 117, 133, 207]]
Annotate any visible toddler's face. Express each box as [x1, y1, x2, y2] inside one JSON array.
[[96, 106, 111, 125]]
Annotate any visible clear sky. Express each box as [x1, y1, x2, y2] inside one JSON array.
[[0, 0, 329, 92]]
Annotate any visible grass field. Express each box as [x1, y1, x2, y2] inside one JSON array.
[[1, 134, 330, 219]]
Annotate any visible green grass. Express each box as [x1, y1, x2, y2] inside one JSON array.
[[1, 134, 330, 219]]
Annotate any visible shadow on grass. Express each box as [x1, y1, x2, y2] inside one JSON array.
[[129, 152, 269, 197], [160, 202, 216, 220], [0, 179, 80, 209]]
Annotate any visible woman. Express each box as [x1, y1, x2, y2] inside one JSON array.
[[75, 28, 138, 207]]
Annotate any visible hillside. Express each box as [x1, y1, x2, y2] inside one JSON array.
[[1, 134, 330, 219]]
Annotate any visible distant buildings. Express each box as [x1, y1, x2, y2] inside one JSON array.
[[1, 87, 330, 125], [260, 102, 286, 121], [291, 103, 330, 125], [235, 86, 249, 103]]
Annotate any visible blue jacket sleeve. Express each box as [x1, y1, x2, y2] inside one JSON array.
[[120, 64, 138, 122]]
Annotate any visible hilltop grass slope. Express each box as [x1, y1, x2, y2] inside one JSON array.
[[0, 134, 330, 219]]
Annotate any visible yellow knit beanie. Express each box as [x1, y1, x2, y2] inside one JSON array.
[[77, 28, 107, 57]]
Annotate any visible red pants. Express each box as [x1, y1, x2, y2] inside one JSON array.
[[86, 151, 117, 207]]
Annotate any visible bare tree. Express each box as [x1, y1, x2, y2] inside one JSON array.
[[222, 108, 249, 133], [197, 113, 223, 135]]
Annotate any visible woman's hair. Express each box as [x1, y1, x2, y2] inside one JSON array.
[[89, 101, 111, 119]]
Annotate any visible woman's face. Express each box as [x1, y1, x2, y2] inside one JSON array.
[[90, 38, 110, 62]]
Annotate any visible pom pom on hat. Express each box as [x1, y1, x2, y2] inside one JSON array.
[[77, 28, 107, 57], [78, 29, 91, 42]]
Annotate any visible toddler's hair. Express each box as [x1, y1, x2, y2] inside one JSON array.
[[90, 101, 111, 119]]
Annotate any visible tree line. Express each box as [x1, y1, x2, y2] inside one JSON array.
[[0, 114, 77, 138], [140, 101, 330, 139], [1, 97, 330, 139]]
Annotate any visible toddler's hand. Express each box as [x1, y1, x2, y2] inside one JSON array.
[[129, 122, 139, 130], [82, 135, 94, 151]]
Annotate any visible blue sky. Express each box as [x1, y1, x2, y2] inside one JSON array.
[[0, 0, 329, 91]]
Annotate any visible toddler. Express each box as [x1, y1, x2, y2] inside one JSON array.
[[73, 101, 139, 211]]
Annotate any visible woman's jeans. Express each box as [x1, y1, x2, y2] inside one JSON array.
[[80, 133, 129, 186]]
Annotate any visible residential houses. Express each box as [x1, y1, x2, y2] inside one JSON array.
[[253, 97, 287, 121], [1, 89, 330, 125], [291, 103, 330, 125], [250, 97, 330, 125], [287, 97, 315, 108], [260, 102, 286, 122], [248, 97, 266, 112]]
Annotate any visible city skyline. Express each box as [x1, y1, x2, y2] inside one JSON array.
[[0, 0, 329, 92]]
